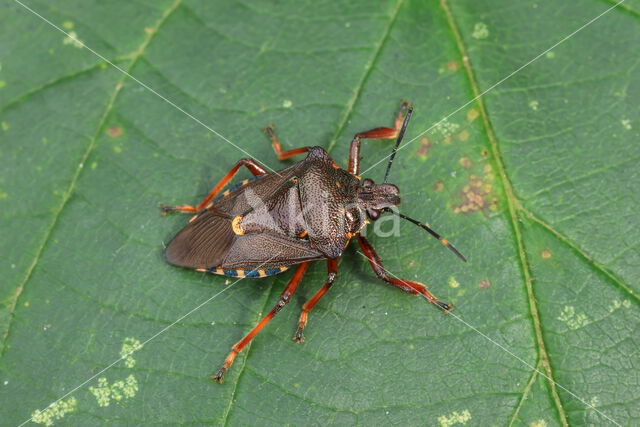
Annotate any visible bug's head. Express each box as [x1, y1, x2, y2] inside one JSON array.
[[357, 178, 400, 220]]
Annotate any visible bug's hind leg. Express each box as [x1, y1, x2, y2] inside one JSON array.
[[292, 259, 338, 343], [348, 101, 411, 175], [356, 235, 451, 312], [160, 158, 267, 215], [213, 262, 309, 383], [263, 125, 309, 161]]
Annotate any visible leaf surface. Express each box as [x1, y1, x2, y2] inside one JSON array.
[[1, 0, 638, 425]]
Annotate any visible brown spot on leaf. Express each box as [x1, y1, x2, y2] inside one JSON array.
[[481, 149, 488, 156], [479, 279, 490, 289], [416, 136, 431, 158], [447, 60, 459, 71], [453, 173, 498, 214], [540, 249, 552, 259], [434, 181, 444, 192], [459, 157, 472, 168], [467, 108, 479, 121], [459, 130, 469, 141], [107, 126, 122, 138]]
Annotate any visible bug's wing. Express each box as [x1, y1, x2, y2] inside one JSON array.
[[166, 208, 325, 270], [165, 210, 235, 269], [222, 232, 325, 269]]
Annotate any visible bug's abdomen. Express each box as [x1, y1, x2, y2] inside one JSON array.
[[195, 266, 289, 278]]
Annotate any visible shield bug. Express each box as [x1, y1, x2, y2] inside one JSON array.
[[162, 102, 466, 383]]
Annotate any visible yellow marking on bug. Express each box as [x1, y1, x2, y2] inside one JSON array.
[[258, 269, 267, 278], [336, 181, 341, 187], [232, 216, 245, 235], [298, 231, 308, 238], [222, 189, 231, 197], [196, 268, 207, 272], [331, 162, 341, 169], [216, 268, 224, 275], [236, 269, 245, 278], [188, 214, 199, 223], [441, 238, 449, 245], [241, 179, 249, 185]]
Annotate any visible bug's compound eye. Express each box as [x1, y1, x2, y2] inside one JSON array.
[[362, 178, 375, 188], [367, 208, 381, 220]]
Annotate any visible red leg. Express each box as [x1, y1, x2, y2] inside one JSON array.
[[349, 101, 411, 175], [161, 158, 267, 215], [263, 125, 309, 161], [292, 259, 339, 343], [213, 262, 309, 383], [356, 235, 451, 311]]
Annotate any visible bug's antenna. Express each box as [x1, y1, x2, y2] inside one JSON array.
[[383, 208, 467, 262], [383, 106, 413, 183]]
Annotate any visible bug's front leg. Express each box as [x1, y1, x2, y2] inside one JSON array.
[[348, 101, 411, 175], [356, 235, 451, 312], [160, 158, 267, 215], [292, 258, 339, 343], [213, 262, 309, 384]]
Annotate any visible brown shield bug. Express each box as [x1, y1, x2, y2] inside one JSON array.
[[162, 102, 466, 383]]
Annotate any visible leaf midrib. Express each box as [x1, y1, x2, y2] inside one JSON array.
[[439, 0, 570, 424]]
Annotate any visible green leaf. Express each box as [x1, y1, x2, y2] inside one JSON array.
[[1, 0, 638, 425]]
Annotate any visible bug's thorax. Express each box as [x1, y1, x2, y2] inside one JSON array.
[[356, 178, 400, 220]]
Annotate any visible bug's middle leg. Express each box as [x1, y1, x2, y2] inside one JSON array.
[[348, 101, 411, 175], [356, 235, 451, 311], [263, 125, 309, 161], [161, 158, 267, 215], [213, 262, 309, 383], [292, 258, 339, 343]]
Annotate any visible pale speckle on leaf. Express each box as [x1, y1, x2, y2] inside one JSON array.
[[120, 337, 143, 368], [433, 119, 460, 138], [89, 375, 139, 407], [607, 299, 631, 312], [448, 276, 460, 288], [282, 99, 293, 108], [621, 119, 631, 130], [530, 420, 547, 427], [63, 31, 84, 48], [529, 100, 539, 111], [545, 51, 556, 59], [557, 306, 590, 330], [31, 397, 77, 426], [438, 409, 471, 427], [472, 23, 489, 39]]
